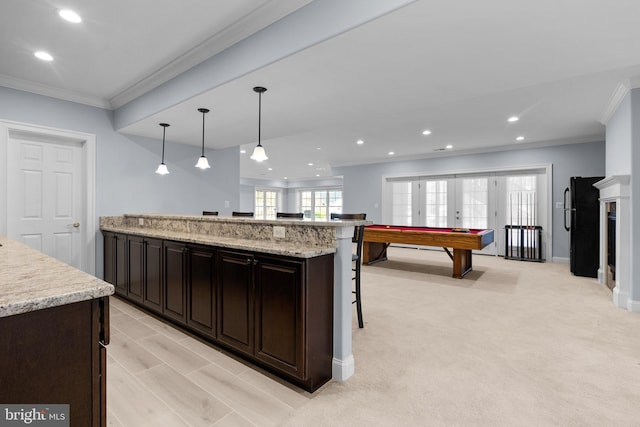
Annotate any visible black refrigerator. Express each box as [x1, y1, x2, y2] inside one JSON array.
[[564, 176, 603, 277]]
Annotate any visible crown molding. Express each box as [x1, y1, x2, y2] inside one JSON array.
[[108, 0, 312, 110], [599, 81, 630, 125], [0, 74, 110, 109]]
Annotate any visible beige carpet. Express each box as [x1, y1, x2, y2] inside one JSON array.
[[280, 247, 640, 426]]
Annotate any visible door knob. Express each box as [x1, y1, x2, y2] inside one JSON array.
[[72, 222, 80, 228]]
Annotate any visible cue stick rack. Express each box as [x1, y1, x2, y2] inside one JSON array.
[[505, 192, 545, 262]]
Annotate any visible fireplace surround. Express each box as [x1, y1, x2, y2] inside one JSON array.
[[594, 176, 631, 310]]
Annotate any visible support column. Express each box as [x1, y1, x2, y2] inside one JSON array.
[[332, 224, 355, 380]]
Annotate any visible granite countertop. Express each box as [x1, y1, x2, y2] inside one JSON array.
[[0, 237, 114, 318], [100, 226, 337, 258]]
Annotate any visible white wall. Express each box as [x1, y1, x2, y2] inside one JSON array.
[[606, 93, 632, 175], [630, 89, 640, 306], [0, 87, 241, 277], [333, 141, 606, 259]]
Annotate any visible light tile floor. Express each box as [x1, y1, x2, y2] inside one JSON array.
[[107, 296, 312, 427]]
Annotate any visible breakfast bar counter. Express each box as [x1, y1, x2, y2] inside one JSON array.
[[100, 213, 364, 391]]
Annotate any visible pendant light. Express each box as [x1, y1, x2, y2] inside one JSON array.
[[195, 108, 211, 169], [250, 86, 268, 162], [155, 123, 170, 175]]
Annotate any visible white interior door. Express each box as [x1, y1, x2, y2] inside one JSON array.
[[7, 134, 83, 269]]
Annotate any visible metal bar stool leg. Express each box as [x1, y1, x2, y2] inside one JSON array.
[[354, 259, 363, 328]]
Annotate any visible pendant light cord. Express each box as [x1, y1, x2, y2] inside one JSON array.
[[161, 126, 166, 162], [201, 111, 206, 156], [258, 90, 262, 147]]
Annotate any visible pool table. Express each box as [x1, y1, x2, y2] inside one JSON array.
[[363, 225, 494, 278]]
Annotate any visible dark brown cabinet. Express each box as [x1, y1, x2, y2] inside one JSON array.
[[218, 250, 255, 356], [0, 298, 109, 426], [187, 244, 216, 337], [103, 231, 127, 297], [163, 240, 187, 322], [126, 235, 145, 303], [102, 231, 333, 392], [143, 238, 163, 313], [218, 250, 334, 390], [254, 255, 304, 377]]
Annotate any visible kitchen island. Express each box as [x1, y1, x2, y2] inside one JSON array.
[[0, 236, 114, 426], [100, 213, 364, 391]]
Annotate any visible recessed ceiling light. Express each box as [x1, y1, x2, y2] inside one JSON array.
[[240, 149, 246, 154], [422, 130, 431, 135], [308, 162, 313, 166], [316, 147, 321, 150], [516, 136, 525, 141], [268, 167, 273, 171], [508, 116, 519, 122], [58, 9, 82, 23], [356, 140, 364, 145], [388, 151, 395, 156], [446, 144, 453, 149], [34, 51, 53, 61], [316, 174, 320, 177], [284, 177, 288, 180]]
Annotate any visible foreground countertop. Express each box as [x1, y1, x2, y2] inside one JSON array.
[[99, 214, 369, 258], [0, 237, 114, 318]]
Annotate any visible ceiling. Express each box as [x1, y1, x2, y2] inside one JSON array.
[[3, 0, 640, 181]]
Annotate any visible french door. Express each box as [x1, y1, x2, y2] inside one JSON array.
[[383, 169, 549, 258]]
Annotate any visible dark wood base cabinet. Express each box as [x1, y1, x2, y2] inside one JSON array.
[[0, 298, 109, 426], [102, 233, 334, 392]]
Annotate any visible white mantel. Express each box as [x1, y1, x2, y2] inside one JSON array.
[[594, 175, 632, 310]]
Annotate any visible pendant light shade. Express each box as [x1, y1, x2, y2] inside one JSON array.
[[196, 108, 211, 169], [250, 86, 268, 162], [155, 123, 170, 175]]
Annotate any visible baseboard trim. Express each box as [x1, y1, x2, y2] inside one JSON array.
[[627, 299, 640, 313], [332, 355, 355, 381]]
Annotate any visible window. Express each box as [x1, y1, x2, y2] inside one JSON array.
[[255, 189, 279, 219], [461, 177, 488, 229], [424, 180, 447, 227], [505, 175, 538, 252], [391, 181, 412, 225], [299, 189, 342, 220], [506, 175, 537, 225]]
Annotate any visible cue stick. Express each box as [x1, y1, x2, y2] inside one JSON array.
[[529, 192, 532, 259], [509, 193, 513, 258], [528, 192, 531, 259], [519, 192, 522, 258], [525, 192, 528, 259]]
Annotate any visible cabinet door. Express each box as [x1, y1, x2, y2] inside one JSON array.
[[163, 241, 187, 322], [103, 232, 127, 296], [144, 238, 163, 313], [127, 235, 144, 303], [103, 232, 115, 284], [254, 256, 304, 377], [115, 234, 127, 296], [187, 245, 216, 337], [217, 250, 254, 356]]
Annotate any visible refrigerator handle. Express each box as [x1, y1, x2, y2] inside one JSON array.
[[563, 187, 571, 231]]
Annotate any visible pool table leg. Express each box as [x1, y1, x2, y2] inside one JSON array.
[[363, 242, 389, 265], [453, 249, 472, 278]]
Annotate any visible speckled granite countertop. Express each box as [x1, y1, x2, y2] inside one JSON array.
[[0, 237, 114, 318], [99, 214, 368, 258]]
